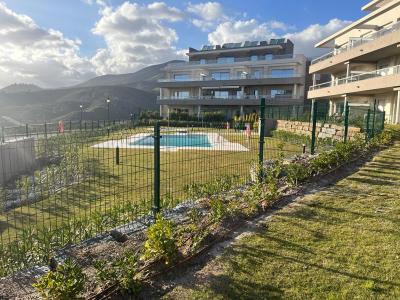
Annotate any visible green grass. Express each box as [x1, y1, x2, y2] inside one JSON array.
[[164, 141, 400, 299], [0, 127, 302, 248]]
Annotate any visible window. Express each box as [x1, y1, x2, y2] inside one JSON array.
[[251, 55, 258, 61], [265, 54, 273, 60], [173, 74, 189, 81], [271, 69, 295, 78], [174, 91, 190, 99], [251, 70, 263, 79], [214, 91, 229, 99], [217, 57, 235, 64], [271, 89, 292, 98], [211, 72, 230, 80], [200, 59, 206, 65]]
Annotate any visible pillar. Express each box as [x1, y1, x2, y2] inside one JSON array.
[[345, 61, 351, 83], [329, 100, 334, 116], [240, 106, 244, 117], [396, 90, 400, 124], [197, 105, 201, 120], [293, 84, 298, 98]]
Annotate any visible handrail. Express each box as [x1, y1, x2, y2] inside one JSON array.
[[311, 20, 400, 65], [309, 64, 400, 91], [159, 73, 302, 82], [157, 94, 294, 100]]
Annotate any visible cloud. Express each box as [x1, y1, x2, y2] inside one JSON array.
[[0, 2, 95, 88], [208, 19, 277, 45], [285, 18, 351, 57], [187, 2, 227, 31], [91, 1, 185, 75], [208, 18, 350, 58]]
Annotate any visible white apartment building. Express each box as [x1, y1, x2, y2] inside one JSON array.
[[158, 39, 308, 119], [308, 0, 400, 124]]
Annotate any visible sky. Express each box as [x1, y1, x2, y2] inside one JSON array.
[[0, 0, 368, 88]]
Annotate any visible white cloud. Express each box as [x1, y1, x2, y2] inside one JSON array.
[[285, 19, 351, 57], [208, 19, 277, 45], [91, 1, 185, 74], [187, 2, 227, 31], [0, 2, 95, 88], [208, 18, 350, 58]]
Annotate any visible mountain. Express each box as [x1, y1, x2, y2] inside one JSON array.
[[0, 86, 157, 123], [76, 60, 183, 92], [1, 83, 42, 94], [0, 60, 183, 123]]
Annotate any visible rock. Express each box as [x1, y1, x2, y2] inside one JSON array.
[[110, 230, 128, 243]]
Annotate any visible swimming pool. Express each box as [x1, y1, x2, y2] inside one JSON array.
[[131, 134, 212, 148]]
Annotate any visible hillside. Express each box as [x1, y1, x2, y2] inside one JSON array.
[[76, 60, 183, 92], [0, 85, 157, 123], [0, 83, 42, 94]]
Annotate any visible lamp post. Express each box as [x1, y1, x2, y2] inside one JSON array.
[[106, 97, 111, 124], [79, 104, 83, 130]]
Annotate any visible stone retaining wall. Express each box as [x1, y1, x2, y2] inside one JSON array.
[[275, 120, 362, 141]]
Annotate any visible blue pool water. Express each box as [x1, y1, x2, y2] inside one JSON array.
[[132, 134, 212, 148]]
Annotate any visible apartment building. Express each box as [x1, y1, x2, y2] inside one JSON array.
[[158, 39, 308, 119], [308, 0, 400, 124]]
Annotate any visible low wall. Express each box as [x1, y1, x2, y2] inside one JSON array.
[[275, 120, 362, 141], [0, 138, 36, 185]]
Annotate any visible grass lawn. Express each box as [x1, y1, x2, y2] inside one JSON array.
[[164, 141, 400, 299], [0, 127, 303, 248]]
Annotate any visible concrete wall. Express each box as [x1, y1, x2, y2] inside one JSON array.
[[274, 120, 362, 141], [0, 138, 36, 185]]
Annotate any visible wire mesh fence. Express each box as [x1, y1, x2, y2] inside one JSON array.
[[0, 99, 386, 276]]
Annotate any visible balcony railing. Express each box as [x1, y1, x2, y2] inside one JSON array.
[[309, 64, 400, 91], [311, 20, 400, 65], [166, 54, 295, 68], [158, 73, 302, 83], [157, 94, 294, 101]]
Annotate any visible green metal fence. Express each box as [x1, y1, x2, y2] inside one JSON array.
[[0, 99, 385, 276]]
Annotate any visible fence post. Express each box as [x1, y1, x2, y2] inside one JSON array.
[[311, 100, 317, 155], [116, 146, 120, 165], [258, 98, 266, 182], [153, 121, 161, 215], [381, 111, 386, 132], [371, 99, 377, 138], [365, 109, 371, 142], [343, 102, 350, 143]]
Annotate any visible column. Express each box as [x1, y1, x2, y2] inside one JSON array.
[[197, 105, 201, 120], [329, 100, 334, 116], [345, 62, 351, 83], [396, 89, 400, 124], [240, 106, 244, 117], [312, 74, 317, 86]]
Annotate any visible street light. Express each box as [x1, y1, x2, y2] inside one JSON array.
[[106, 97, 111, 123], [79, 104, 83, 130]]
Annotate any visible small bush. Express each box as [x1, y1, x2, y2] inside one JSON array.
[[142, 214, 177, 265], [33, 258, 86, 300], [210, 196, 229, 223]]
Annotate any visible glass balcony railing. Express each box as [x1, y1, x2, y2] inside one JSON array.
[[158, 73, 302, 82], [311, 20, 400, 65], [309, 64, 400, 91], [157, 94, 294, 101], [166, 54, 295, 68]]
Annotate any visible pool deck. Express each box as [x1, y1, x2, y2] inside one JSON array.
[[92, 132, 249, 152]]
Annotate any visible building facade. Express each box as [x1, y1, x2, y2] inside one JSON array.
[[158, 39, 308, 119], [308, 0, 400, 124]]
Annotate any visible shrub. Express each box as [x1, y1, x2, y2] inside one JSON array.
[[33, 258, 86, 300], [142, 214, 177, 265], [114, 250, 141, 295], [210, 196, 229, 223]]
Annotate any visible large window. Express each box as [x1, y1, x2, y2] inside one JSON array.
[[217, 57, 234, 64], [211, 72, 230, 80], [271, 89, 292, 98], [174, 91, 190, 99], [214, 91, 229, 99], [251, 70, 263, 79], [271, 69, 295, 78], [173, 74, 190, 81]]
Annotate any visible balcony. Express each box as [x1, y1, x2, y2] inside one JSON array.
[[308, 64, 400, 98], [165, 54, 295, 69], [310, 20, 400, 72], [156, 94, 303, 106]]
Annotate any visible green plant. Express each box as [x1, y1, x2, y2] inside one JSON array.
[[114, 250, 141, 295], [93, 260, 116, 284], [33, 258, 86, 300], [210, 196, 229, 223], [142, 214, 177, 265], [285, 163, 309, 187]]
